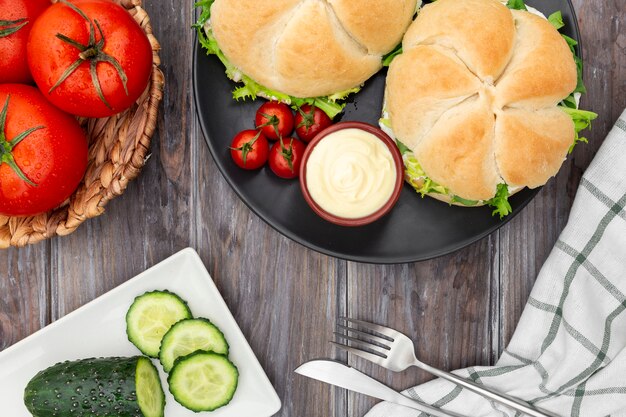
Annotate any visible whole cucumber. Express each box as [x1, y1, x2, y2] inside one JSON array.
[[24, 356, 164, 417]]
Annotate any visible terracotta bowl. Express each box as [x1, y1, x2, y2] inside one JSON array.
[[299, 121, 404, 227]]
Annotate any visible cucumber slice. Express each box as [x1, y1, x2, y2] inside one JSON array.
[[168, 351, 239, 412], [136, 357, 166, 417], [24, 356, 165, 417], [159, 318, 229, 372], [126, 290, 192, 357]]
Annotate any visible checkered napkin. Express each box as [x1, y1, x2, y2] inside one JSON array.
[[366, 109, 626, 417]]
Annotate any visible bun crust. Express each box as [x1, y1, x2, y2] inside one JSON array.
[[495, 108, 574, 188], [495, 11, 578, 109], [416, 97, 500, 201], [328, 0, 418, 55], [386, 44, 481, 151], [386, 0, 577, 202], [403, 0, 515, 81], [211, 0, 417, 98]]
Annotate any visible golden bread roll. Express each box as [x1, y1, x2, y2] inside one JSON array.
[[402, 0, 516, 82], [415, 96, 501, 201], [210, 0, 418, 98], [328, 0, 419, 55], [386, 44, 482, 152], [495, 11, 578, 109], [386, 0, 577, 204], [494, 108, 575, 188]]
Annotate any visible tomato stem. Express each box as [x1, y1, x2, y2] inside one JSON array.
[[0, 96, 43, 187], [296, 104, 316, 132], [79, 48, 99, 60], [279, 138, 295, 172], [49, 0, 130, 109], [229, 131, 262, 166], [258, 112, 281, 139], [0, 18, 28, 39]]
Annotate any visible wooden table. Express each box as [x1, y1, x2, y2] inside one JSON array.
[[1, 1, 623, 416]]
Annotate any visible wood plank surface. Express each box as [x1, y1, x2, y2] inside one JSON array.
[[346, 237, 499, 416], [0, 244, 49, 350], [0, 1, 622, 417]]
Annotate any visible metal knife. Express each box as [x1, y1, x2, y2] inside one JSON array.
[[295, 360, 466, 417]]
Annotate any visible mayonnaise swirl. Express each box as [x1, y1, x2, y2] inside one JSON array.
[[305, 128, 397, 219]]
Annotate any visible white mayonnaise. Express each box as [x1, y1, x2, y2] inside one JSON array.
[[305, 129, 397, 219]]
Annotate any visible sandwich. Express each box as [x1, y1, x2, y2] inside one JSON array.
[[380, 0, 597, 217], [195, 0, 419, 118]]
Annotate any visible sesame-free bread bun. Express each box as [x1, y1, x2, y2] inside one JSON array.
[[386, 0, 577, 203], [210, 0, 418, 98], [402, 0, 516, 82], [495, 11, 578, 110]]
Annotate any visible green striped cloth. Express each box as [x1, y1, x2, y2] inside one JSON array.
[[367, 109, 626, 417]]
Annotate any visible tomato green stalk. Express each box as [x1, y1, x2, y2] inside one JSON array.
[[0, 18, 28, 38], [278, 138, 295, 172], [257, 112, 282, 139], [296, 105, 316, 131], [229, 130, 262, 167], [48, 0, 129, 110], [0, 96, 43, 186]]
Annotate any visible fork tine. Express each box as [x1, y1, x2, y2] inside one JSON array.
[[333, 332, 390, 356], [330, 341, 388, 364], [336, 323, 392, 349], [339, 317, 396, 340]]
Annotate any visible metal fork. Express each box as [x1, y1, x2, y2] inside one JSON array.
[[333, 318, 560, 417]]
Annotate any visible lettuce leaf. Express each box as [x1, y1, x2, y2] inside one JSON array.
[[193, 0, 349, 119], [506, 0, 527, 10], [396, 140, 447, 196], [548, 10, 565, 29], [382, 45, 403, 67], [451, 196, 479, 207], [486, 184, 513, 219], [559, 107, 598, 153]]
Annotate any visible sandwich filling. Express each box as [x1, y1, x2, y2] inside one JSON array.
[[380, 0, 597, 218]]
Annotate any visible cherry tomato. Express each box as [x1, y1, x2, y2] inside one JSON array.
[[230, 130, 269, 170], [0, 84, 89, 217], [269, 137, 306, 179], [0, 0, 49, 84], [27, 0, 153, 118], [295, 104, 333, 143], [255, 101, 294, 140]]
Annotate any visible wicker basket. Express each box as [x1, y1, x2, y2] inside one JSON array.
[[0, 0, 164, 248]]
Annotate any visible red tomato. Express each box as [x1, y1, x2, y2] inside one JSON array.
[[27, 0, 153, 118], [0, 0, 49, 84], [295, 104, 332, 142], [230, 130, 269, 170], [0, 84, 88, 217], [255, 102, 294, 140], [269, 137, 305, 179]]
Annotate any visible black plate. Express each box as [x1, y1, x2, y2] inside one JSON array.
[[193, 0, 581, 264]]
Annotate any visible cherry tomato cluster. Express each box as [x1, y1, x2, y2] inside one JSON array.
[[0, 0, 153, 217], [230, 102, 333, 179]]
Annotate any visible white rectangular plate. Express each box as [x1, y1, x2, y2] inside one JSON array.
[[0, 248, 281, 417]]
